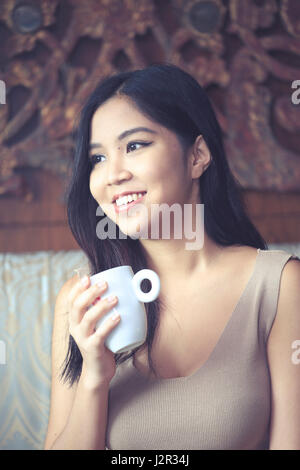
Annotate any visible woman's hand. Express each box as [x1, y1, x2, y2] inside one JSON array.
[[67, 275, 120, 386]]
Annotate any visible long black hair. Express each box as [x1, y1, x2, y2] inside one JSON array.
[[61, 63, 268, 386]]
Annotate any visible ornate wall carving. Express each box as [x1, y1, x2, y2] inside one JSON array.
[[0, 0, 299, 201]]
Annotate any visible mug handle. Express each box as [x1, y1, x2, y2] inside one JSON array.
[[132, 269, 160, 303]]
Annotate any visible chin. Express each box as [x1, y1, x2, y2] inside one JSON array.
[[117, 218, 150, 240]]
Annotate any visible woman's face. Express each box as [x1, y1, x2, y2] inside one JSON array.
[[89, 95, 198, 239]]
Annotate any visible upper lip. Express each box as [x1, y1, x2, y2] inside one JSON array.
[[112, 190, 147, 203]]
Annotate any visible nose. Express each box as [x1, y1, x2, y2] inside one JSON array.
[[107, 156, 132, 186]]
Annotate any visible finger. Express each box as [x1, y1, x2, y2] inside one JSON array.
[[67, 275, 91, 310], [80, 295, 118, 337], [69, 281, 108, 327], [89, 308, 121, 347]]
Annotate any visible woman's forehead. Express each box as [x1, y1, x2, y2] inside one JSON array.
[[92, 96, 146, 122], [90, 97, 170, 143]]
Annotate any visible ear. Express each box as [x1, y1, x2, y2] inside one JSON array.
[[188, 135, 212, 179]]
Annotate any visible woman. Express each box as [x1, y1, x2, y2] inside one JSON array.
[[44, 63, 300, 450]]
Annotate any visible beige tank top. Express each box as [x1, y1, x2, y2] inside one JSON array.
[[105, 249, 300, 450]]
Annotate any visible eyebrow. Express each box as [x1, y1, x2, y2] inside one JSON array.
[[89, 127, 158, 150]]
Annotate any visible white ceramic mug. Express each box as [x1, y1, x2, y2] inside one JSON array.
[[89, 266, 160, 354]]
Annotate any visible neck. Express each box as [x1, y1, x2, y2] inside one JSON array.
[[136, 189, 225, 282], [139, 231, 226, 284]]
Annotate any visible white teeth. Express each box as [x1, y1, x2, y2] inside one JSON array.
[[115, 192, 145, 206]]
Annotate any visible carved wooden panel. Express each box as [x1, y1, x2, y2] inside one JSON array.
[[0, 0, 299, 202]]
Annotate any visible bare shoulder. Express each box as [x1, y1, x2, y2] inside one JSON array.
[[44, 274, 80, 449], [267, 250, 300, 363], [220, 245, 259, 272], [51, 274, 79, 362], [222, 244, 259, 258], [266, 255, 300, 449], [230, 245, 259, 257], [280, 253, 300, 279], [269, 254, 300, 334], [57, 274, 79, 304], [53, 274, 78, 333]]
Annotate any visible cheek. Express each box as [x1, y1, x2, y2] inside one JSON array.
[[89, 180, 95, 200], [89, 172, 100, 199], [89, 172, 112, 215]]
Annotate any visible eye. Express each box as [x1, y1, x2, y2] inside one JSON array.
[[127, 142, 151, 152], [127, 142, 144, 152], [89, 141, 152, 167], [89, 154, 105, 166]]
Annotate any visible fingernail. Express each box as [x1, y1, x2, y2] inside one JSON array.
[[111, 312, 120, 321], [81, 275, 89, 286], [97, 280, 107, 289], [107, 295, 117, 303]]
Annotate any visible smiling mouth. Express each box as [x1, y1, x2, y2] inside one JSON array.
[[113, 192, 147, 213]]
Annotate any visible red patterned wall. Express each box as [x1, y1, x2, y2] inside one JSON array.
[[0, 0, 299, 250]]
